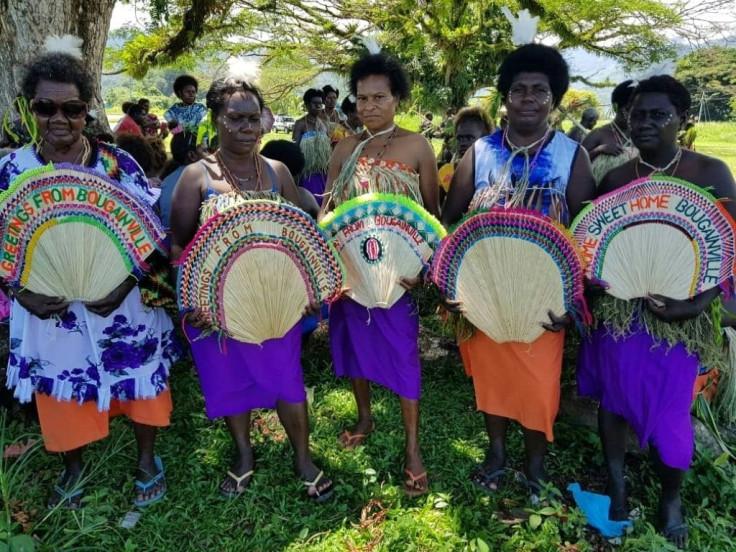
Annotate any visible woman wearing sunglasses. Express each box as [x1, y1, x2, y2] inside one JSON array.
[[0, 42, 180, 509]]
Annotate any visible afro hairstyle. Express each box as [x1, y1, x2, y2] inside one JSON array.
[[173, 75, 199, 98], [349, 53, 411, 101], [631, 75, 691, 115], [497, 43, 570, 108], [21, 53, 94, 102]]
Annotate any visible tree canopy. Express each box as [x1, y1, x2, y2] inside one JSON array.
[[107, 0, 686, 109], [675, 46, 736, 121]]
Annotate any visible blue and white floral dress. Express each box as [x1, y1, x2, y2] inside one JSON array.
[[0, 143, 181, 410]]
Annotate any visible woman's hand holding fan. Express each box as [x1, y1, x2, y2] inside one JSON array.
[[541, 311, 571, 332], [646, 288, 720, 323], [184, 308, 211, 330], [398, 274, 423, 291], [84, 276, 136, 318], [13, 288, 68, 319]]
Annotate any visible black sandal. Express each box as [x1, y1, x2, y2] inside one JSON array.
[[470, 465, 506, 493], [302, 470, 335, 504]]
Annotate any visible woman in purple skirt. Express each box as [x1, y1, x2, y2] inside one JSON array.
[[320, 53, 440, 496], [170, 69, 333, 502], [577, 75, 736, 548]]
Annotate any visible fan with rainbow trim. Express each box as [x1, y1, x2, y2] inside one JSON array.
[[429, 207, 588, 343], [570, 175, 736, 300], [177, 199, 343, 344], [320, 193, 446, 309], [0, 164, 165, 302]]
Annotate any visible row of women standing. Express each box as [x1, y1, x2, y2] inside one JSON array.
[[2, 40, 734, 550]]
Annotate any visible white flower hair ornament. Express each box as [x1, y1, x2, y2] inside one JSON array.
[[226, 57, 262, 87], [501, 8, 539, 46], [223, 57, 274, 134], [44, 35, 84, 59], [361, 34, 382, 55]]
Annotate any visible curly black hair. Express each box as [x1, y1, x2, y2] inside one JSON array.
[[497, 44, 569, 108], [611, 80, 635, 112], [631, 75, 691, 115], [205, 77, 265, 118], [260, 139, 305, 180], [303, 88, 325, 105], [322, 85, 339, 98], [173, 75, 199, 98], [341, 96, 357, 115], [21, 53, 94, 102], [115, 134, 154, 174], [349, 54, 411, 101], [454, 107, 494, 135]]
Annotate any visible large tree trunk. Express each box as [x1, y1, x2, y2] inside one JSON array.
[[0, 0, 117, 132]]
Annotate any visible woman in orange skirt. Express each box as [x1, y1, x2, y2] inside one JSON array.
[[442, 43, 595, 500]]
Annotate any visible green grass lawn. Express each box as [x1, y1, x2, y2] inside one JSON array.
[[3, 311, 735, 551]]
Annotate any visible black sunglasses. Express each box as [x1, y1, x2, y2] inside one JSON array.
[[31, 98, 88, 120]]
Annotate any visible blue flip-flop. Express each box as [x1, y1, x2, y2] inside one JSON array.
[[48, 470, 85, 510], [133, 456, 166, 508]]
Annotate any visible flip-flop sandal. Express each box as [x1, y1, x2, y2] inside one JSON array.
[[661, 505, 688, 548], [404, 470, 428, 497], [133, 456, 166, 507], [338, 423, 376, 450], [48, 471, 85, 510], [527, 479, 562, 507], [470, 465, 506, 494], [303, 470, 335, 504], [219, 469, 254, 499]]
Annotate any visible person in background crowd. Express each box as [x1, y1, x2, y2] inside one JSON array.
[[438, 107, 494, 201], [163, 75, 207, 134], [157, 131, 200, 229], [420, 112, 434, 137], [260, 139, 320, 219], [678, 115, 697, 150], [322, 85, 345, 125], [567, 107, 599, 143], [138, 98, 168, 139], [437, 107, 457, 164], [115, 103, 146, 137], [339, 96, 362, 135], [582, 80, 637, 184], [292, 89, 330, 203]]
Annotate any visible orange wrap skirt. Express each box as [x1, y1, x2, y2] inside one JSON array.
[[460, 330, 564, 441], [35, 389, 172, 453]]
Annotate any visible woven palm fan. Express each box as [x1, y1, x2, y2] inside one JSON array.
[[178, 199, 343, 344], [0, 164, 165, 301], [320, 193, 445, 308], [570, 176, 736, 300], [429, 208, 588, 343]]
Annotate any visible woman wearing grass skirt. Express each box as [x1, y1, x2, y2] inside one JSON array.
[[0, 44, 180, 509], [581, 80, 638, 185], [441, 43, 596, 501], [170, 67, 334, 502], [577, 75, 736, 549], [320, 52, 440, 497]]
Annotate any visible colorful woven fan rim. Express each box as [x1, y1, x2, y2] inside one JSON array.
[[177, 200, 344, 299], [177, 200, 344, 325], [570, 175, 736, 295], [429, 207, 590, 326], [0, 163, 165, 286], [319, 192, 447, 246]]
